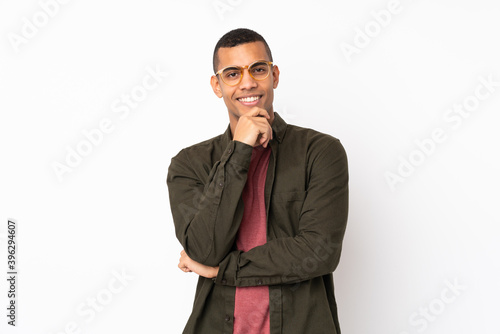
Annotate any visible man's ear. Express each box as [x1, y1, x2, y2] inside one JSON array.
[[272, 65, 280, 89], [210, 75, 223, 98]]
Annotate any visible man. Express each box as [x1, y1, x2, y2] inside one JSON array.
[[167, 28, 348, 334]]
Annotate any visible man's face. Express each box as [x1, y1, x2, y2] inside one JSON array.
[[210, 41, 280, 126]]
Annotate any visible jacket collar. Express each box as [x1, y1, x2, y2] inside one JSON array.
[[220, 111, 287, 148]]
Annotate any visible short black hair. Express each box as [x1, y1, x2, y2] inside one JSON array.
[[213, 28, 273, 74]]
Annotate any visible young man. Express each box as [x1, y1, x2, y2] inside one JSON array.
[[167, 28, 349, 334]]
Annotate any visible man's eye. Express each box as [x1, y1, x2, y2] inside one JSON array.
[[252, 66, 267, 74], [224, 71, 240, 79]]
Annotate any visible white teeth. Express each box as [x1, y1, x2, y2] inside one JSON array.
[[239, 96, 260, 103]]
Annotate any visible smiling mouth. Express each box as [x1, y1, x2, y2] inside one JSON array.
[[237, 95, 261, 104]]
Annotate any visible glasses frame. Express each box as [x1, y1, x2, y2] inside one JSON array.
[[215, 60, 274, 86]]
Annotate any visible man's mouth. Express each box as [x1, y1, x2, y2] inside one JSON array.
[[237, 95, 262, 105]]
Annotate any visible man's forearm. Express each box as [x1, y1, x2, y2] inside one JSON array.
[[167, 140, 253, 266], [214, 139, 348, 287], [178, 250, 219, 278]]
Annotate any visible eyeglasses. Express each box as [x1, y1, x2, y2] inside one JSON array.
[[215, 60, 273, 86]]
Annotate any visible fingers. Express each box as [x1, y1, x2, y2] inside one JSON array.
[[247, 108, 272, 143], [179, 262, 192, 272], [233, 108, 273, 147], [179, 249, 192, 272], [258, 124, 273, 148], [246, 107, 270, 119], [179, 265, 192, 273]]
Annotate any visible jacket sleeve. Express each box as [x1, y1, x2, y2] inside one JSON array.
[[167, 140, 253, 266], [214, 139, 349, 287]]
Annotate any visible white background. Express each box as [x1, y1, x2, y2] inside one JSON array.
[[1, 0, 499, 333]]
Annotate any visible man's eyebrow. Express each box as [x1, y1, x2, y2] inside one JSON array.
[[222, 65, 240, 70]]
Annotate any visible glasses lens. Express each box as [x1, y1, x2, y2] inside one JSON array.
[[219, 62, 271, 86], [221, 67, 241, 85], [249, 62, 270, 80]]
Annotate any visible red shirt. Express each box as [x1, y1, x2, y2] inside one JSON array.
[[233, 145, 272, 334]]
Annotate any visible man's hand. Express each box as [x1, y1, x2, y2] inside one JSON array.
[[178, 250, 219, 279], [233, 107, 273, 148]]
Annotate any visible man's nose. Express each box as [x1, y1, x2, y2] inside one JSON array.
[[238, 69, 258, 89]]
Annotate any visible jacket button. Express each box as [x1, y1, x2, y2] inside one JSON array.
[[225, 315, 231, 322], [218, 182, 224, 188], [222, 279, 227, 284], [257, 279, 263, 285]]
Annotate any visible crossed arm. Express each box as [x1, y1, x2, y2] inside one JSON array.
[[167, 110, 348, 285], [178, 249, 219, 278], [172, 108, 272, 279]]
